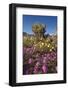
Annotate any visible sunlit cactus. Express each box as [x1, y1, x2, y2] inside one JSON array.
[[32, 23, 46, 39]]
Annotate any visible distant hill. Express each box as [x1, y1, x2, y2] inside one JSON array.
[[23, 32, 28, 36], [23, 32, 34, 37], [23, 32, 57, 39]]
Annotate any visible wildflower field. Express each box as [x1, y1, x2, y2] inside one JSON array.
[[23, 23, 57, 75]]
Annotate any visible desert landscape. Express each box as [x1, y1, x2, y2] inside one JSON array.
[[23, 23, 57, 75]]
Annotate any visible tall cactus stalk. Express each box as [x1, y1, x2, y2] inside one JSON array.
[[32, 23, 46, 40]]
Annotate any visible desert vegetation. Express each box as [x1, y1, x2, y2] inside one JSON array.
[[23, 23, 57, 75]]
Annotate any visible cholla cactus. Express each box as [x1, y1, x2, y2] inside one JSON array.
[[32, 23, 46, 39]]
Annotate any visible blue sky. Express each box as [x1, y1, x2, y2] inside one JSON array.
[[23, 15, 57, 34]]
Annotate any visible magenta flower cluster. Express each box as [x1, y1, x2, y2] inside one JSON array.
[[23, 46, 57, 75]]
